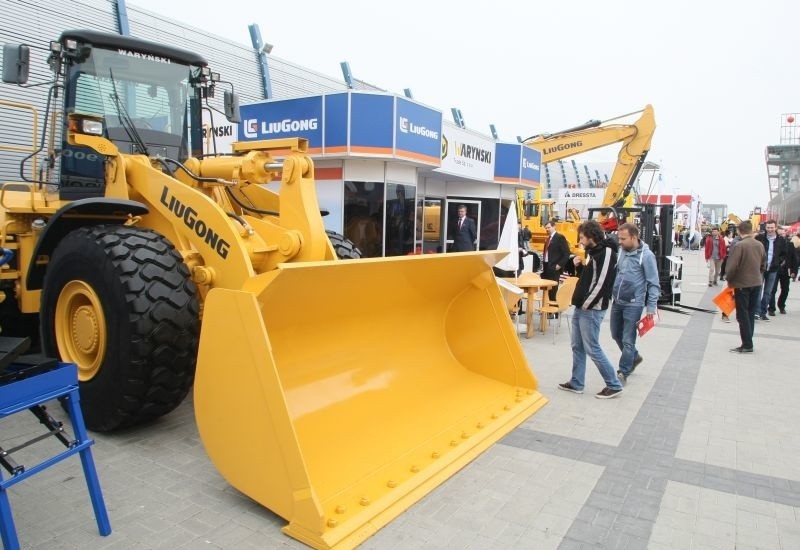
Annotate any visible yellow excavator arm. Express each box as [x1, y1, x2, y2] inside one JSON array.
[[525, 104, 656, 221]]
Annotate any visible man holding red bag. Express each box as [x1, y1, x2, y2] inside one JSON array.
[[610, 223, 660, 383]]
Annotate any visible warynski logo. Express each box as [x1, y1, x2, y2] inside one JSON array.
[[117, 49, 171, 64], [398, 117, 439, 140], [243, 118, 318, 139], [454, 142, 492, 164], [202, 125, 234, 138], [542, 140, 583, 156]]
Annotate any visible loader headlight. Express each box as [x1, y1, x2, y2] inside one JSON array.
[[80, 119, 104, 136], [68, 114, 105, 136]]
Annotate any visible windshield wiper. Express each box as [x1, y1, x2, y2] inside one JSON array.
[[108, 69, 150, 156]]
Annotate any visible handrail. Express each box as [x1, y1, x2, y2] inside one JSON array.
[[0, 100, 38, 180], [0, 182, 39, 213]]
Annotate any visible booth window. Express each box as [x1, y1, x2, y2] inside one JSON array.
[[385, 183, 415, 256], [344, 181, 383, 258]]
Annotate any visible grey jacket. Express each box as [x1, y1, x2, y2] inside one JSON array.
[[612, 241, 660, 313]]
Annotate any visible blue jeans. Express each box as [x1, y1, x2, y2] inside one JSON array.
[[569, 308, 622, 391], [610, 302, 643, 376], [759, 271, 778, 316]]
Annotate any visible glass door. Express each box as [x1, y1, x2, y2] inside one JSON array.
[[385, 183, 416, 256], [416, 197, 444, 254]]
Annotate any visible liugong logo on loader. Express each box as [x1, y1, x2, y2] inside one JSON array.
[[160, 187, 231, 259]]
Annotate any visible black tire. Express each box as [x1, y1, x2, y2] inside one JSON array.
[[326, 230, 362, 259], [41, 225, 200, 432]]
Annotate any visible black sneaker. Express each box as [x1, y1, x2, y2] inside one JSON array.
[[633, 355, 644, 368], [708, 282, 713, 287], [768, 310, 776, 317], [779, 309, 786, 314], [595, 387, 623, 399], [729, 346, 754, 353], [760, 315, 771, 322], [558, 382, 583, 394]]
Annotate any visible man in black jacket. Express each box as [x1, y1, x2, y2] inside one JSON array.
[[558, 220, 623, 399], [767, 225, 797, 314], [755, 220, 792, 319], [542, 219, 571, 300]]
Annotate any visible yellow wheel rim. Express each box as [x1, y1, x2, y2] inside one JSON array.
[[54, 281, 107, 381]]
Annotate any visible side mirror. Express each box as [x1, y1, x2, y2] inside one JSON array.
[[2, 44, 30, 84], [224, 91, 241, 124]]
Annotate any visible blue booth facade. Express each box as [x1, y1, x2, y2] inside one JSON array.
[[238, 92, 541, 257]]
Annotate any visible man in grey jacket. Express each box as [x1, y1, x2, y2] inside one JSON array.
[[610, 223, 661, 383]]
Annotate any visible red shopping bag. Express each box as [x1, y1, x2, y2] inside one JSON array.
[[712, 287, 736, 316]]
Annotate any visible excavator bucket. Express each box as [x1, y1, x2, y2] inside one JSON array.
[[193, 251, 547, 549]]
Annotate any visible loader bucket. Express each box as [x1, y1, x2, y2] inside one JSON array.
[[193, 251, 547, 549]]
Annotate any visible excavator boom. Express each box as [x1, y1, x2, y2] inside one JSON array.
[[527, 105, 655, 214], [517, 105, 656, 254]]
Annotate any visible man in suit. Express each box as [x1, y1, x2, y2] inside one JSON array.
[[452, 204, 477, 252], [542, 219, 571, 300]]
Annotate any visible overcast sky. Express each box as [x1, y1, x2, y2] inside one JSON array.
[[132, 0, 797, 217]]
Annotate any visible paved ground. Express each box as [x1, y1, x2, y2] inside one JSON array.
[[2, 250, 800, 549]]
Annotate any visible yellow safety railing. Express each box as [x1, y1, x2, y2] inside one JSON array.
[[0, 100, 38, 180]]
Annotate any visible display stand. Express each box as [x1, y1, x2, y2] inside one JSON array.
[[0, 338, 111, 550]]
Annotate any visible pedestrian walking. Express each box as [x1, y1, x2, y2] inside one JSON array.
[[704, 227, 727, 286], [724, 221, 766, 353], [720, 232, 732, 281], [610, 223, 660, 383], [755, 220, 791, 319], [558, 220, 623, 399], [768, 226, 796, 314], [720, 234, 742, 323]]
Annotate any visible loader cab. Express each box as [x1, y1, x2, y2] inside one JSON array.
[[53, 31, 214, 199]]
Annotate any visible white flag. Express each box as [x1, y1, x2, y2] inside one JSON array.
[[496, 204, 519, 272], [688, 195, 700, 243]]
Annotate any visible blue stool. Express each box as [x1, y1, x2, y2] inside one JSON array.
[[0, 349, 111, 550]]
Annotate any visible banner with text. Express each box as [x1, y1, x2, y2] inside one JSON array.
[[436, 122, 495, 180], [239, 96, 324, 153]]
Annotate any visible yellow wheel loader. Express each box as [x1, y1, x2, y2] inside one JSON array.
[[0, 31, 547, 548]]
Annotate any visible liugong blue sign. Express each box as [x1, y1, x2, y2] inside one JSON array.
[[239, 96, 324, 153], [395, 98, 442, 165]]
